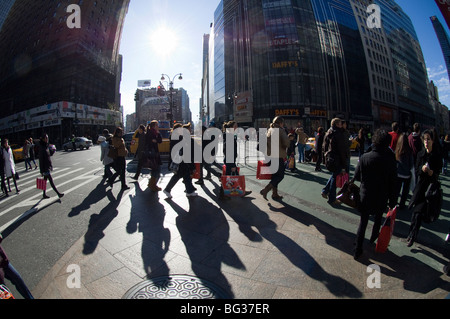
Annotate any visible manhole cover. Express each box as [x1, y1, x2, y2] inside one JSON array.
[[122, 275, 231, 299]]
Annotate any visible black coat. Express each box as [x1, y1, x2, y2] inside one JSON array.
[[354, 145, 397, 213], [38, 140, 53, 174], [409, 148, 442, 211]]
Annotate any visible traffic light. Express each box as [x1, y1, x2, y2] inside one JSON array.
[[134, 92, 139, 101], [157, 85, 165, 96]]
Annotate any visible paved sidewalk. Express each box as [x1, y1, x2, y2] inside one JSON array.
[[33, 159, 450, 299]]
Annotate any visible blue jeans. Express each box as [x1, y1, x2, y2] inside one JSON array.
[[297, 144, 306, 162], [322, 169, 340, 203], [4, 263, 34, 299]]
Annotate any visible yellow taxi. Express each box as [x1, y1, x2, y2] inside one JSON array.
[[10, 144, 24, 162]]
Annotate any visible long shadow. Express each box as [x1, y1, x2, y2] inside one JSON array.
[[68, 179, 109, 217], [164, 195, 241, 299], [126, 182, 170, 279], [218, 195, 363, 298], [269, 199, 450, 295], [1, 198, 62, 239], [82, 190, 123, 254]]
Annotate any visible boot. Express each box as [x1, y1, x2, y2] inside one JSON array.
[[271, 187, 283, 201], [260, 184, 273, 200], [154, 177, 162, 191], [148, 177, 160, 192]]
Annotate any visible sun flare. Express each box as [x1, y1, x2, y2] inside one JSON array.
[[150, 27, 178, 56]]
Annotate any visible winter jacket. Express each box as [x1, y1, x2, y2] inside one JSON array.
[[323, 127, 348, 171], [38, 141, 53, 174], [1, 147, 16, 178], [267, 124, 290, 159], [408, 132, 423, 162], [0, 234, 9, 285], [354, 145, 398, 213], [409, 148, 442, 212], [146, 128, 162, 166], [112, 136, 128, 158]]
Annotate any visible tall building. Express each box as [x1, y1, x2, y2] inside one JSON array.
[[431, 15, 450, 84], [0, 0, 130, 146], [207, 0, 433, 132]]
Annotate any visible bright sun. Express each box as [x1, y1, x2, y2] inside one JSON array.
[[150, 27, 178, 56]]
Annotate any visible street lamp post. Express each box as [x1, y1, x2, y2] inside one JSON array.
[[161, 73, 183, 126]]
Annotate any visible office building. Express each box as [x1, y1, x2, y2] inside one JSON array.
[[0, 0, 130, 146]]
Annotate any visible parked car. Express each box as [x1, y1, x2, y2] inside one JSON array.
[[10, 144, 24, 162], [63, 137, 92, 151]]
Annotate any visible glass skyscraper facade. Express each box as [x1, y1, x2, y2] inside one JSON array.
[[431, 15, 450, 84], [209, 0, 433, 133]]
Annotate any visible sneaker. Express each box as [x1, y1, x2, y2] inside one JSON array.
[[186, 191, 198, 197], [163, 190, 172, 199], [195, 180, 204, 185]]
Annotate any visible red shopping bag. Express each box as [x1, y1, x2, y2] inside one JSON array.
[[336, 172, 349, 188], [375, 206, 398, 253], [36, 178, 47, 191], [221, 175, 246, 197], [191, 163, 201, 179], [256, 161, 272, 180]]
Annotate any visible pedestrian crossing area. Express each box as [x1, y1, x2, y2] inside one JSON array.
[[0, 164, 104, 233]]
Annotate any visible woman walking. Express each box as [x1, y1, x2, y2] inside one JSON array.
[[260, 116, 290, 201], [1, 138, 19, 194], [315, 127, 325, 172], [39, 134, 64, 199], [353, 129, 397, 259], [394, 133, 414, 209], [163, 123, 197, 198], [407, 129, 443, 247], [146, 120, 163, 192], [107, 127, 130, 191]]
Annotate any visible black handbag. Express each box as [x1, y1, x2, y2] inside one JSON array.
[[336, 178, 360, 208]]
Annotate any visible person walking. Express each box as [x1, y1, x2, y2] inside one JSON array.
[[286, 133, 296, 172], [131, 124, 147, 180], [355, 128, 366, 158], [28, 138, 38, 169], [146, 120, 163, 192], [406, 129, 443, 247], [408, 123, 423, 164], [394, 133, 414, 209], [0, 233, 34, 299], [341, 120, 352, 173], [389, 122, 400, 151], [107, 127, 130, 191], [315, 127, 325, 172], [1, 139, 19, 194], [98, 133, 114, 180], [321, 118, 348, 206], [260, 116, 290, 201], [38, 134, 64, 199], [195, 125, 213, 185], [295, 127, 308, 163], [163, 123, 198, 199], [0, 138, 8, 197], [23, 139, 32, 171], [353, 129, 397, 259]]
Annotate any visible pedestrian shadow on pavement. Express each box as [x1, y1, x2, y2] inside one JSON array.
[[267, 199, 450, 296], [218, 196, 363, 298], [164, 195, 242, 299], [68, 179, 109, 217], [82, 189, 122, 255], [126, 182, 170, 280]]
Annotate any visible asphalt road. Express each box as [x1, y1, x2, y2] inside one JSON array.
[[0, 145, 138, 296]]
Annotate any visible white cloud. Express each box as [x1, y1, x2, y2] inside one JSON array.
[[428, 65, 450, 106]]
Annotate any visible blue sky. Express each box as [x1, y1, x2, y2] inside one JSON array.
[[119, 0, 450, 124]]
